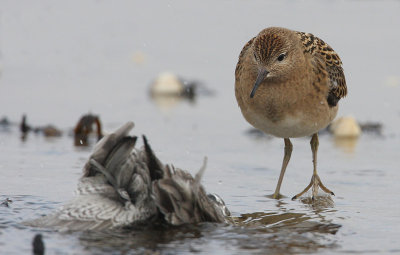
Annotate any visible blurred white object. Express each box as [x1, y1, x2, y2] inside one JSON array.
[[150, 72, 184, 96], [330, 116, 361, 138], [132, 51, 147, 65], [384, 75, 400, 87]]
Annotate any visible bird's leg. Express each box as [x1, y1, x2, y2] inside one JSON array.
[[292, 133, 334, 200], [272, 138, 292, 199]]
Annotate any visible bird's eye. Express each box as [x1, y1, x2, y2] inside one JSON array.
[[253, 53, 257, 60], [277, 53, 286, 61]]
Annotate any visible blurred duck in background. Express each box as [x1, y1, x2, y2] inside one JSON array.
[[74, 114, 103, 146], [20, 114, 62, 141], [149, 72, 214, 111]]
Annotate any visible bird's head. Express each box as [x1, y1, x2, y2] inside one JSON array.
[[250, 27, 303, 98]]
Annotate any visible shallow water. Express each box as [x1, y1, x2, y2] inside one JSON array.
[[1, 1, 400, 254]]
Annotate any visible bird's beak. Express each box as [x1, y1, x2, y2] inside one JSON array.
[[250, 69, 269, 98]]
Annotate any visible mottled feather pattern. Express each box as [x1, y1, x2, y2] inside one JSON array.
[[53, 196, 153, 230], [234, 27, 344, 200], [296, 31, 347, 105], [24, 122, 229, 231], [75, 176, 115, 196], [153, 158, 226, 225], [235, 37, 255, 81]]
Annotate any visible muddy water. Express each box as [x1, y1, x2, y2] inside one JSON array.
[[1, 1, 400, 254]]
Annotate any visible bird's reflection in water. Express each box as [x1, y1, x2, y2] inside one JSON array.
[[75, 196, 340, 254], [299, 194, 335, 209], [151, 94, 191, 112], [77, 223, 213, 254], [232, 195, 340, 253], [333, 137, 359, 154]]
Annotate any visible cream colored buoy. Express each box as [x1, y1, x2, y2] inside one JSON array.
[[150, 72, 184, 96], [330, 116, 361, 138]]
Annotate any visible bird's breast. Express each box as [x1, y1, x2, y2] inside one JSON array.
[[239, 86, 337, 138]]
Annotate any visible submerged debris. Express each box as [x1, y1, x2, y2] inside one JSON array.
[[74, 114, 103, 146], [1, 198, 12, 207], [359, 122, 383, 135], [20, 114, 62, 140], [25, 122, 230, 231], [32, 234, 45, 255], [20, 114, 31, 135], [41, 125, 62, 137], [0, 116, 10, 126], [0, 117, 13, 132]]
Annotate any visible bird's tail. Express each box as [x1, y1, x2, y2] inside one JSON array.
[[83, 122, 135, 178], [152, 157, 226, 225]]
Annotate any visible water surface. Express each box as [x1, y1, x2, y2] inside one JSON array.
[[1, 1, 400, 254]]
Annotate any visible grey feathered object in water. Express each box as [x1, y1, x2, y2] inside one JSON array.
[[25, 122, 230, 231]]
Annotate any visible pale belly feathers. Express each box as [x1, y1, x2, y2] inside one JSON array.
[[242, 106, 337, 138]]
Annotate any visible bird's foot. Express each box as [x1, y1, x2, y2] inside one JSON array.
[[291, 174, 334, 200], [266, 192, 285, 200]]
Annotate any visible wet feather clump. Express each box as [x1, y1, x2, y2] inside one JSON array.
[[25, 122, 229, 231]]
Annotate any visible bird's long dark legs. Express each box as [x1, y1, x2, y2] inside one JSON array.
[[292, 133, 334, 200], [272, 138, 292, 199]]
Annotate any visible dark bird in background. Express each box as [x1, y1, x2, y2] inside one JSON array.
[[74, 114, 103, 146]]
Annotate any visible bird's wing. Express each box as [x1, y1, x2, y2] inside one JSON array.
[[83, 121, 135, 177], [235, 37, 255, 81], [25, 176, 154, 231], [235, 37, 255, 77], [24, 122, 157, 231], [152, 159, 226, 225], [297, 32, 347, 106]]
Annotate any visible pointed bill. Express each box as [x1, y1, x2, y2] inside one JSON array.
[[250, 69, 269, 98]]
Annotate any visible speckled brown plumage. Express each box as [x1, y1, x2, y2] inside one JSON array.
[[235, 27, 347, 200], [296, 31, 347, 106]]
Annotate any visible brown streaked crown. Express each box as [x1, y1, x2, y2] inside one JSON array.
[[254, 33, 285, 63], [247, 27, 305, 87]]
